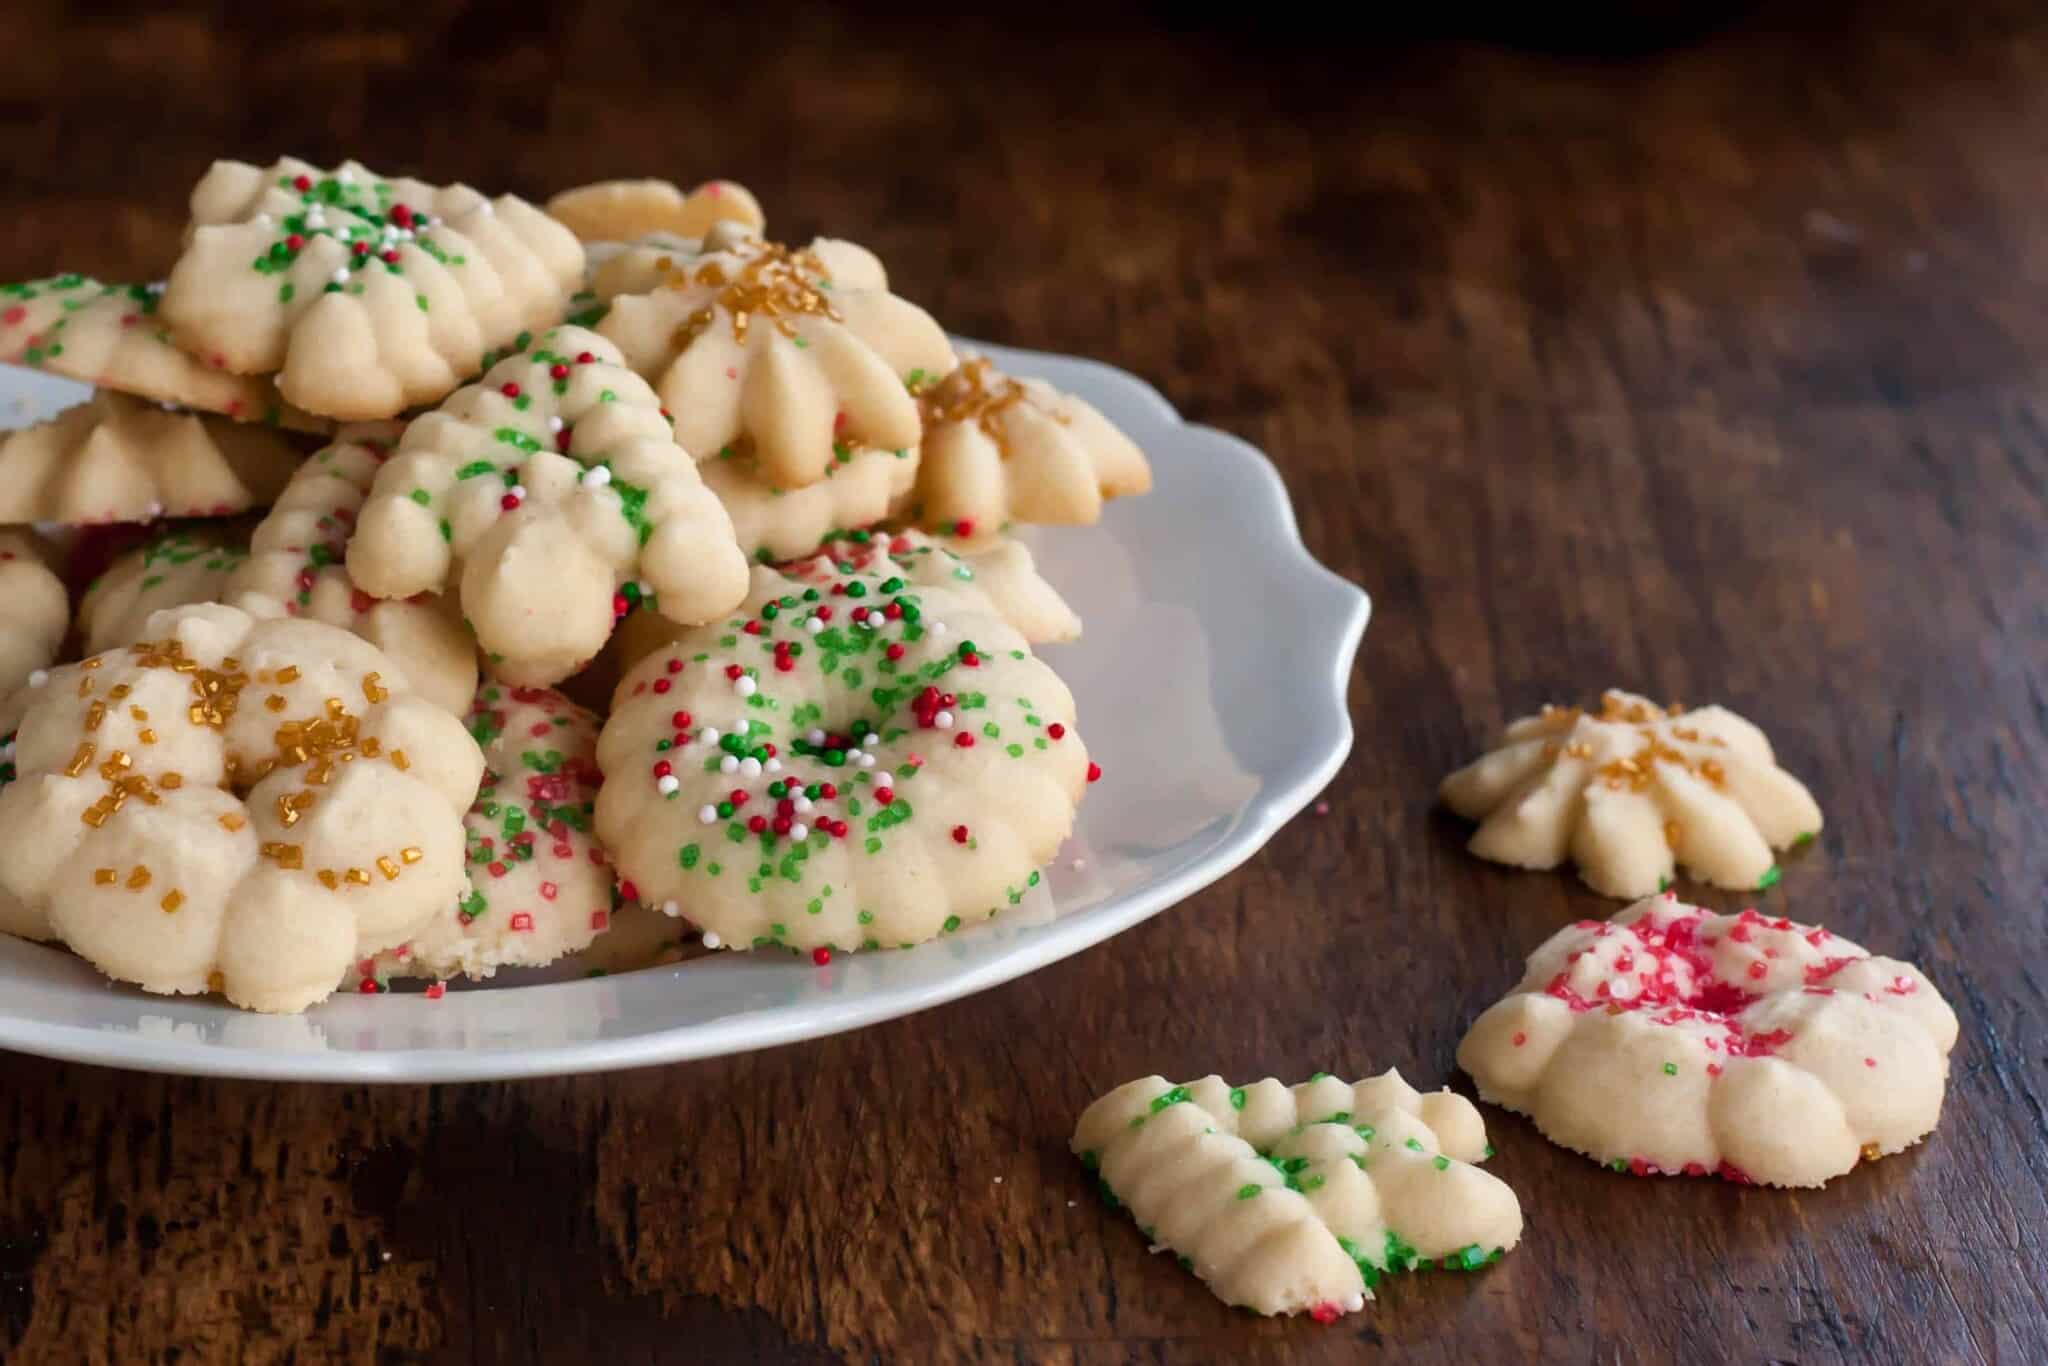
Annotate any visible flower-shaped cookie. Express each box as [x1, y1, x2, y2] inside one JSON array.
[[160, 157, 584, 421], [347, 327, 748, 686], [79, 524, 251, 654], [349, 684, 617, 985], [545, 178, 764, 244], [1458, 894, 1959, 1187], [0, 393, 307, 526], [698, 442, 918, 562], [0, 602, 484, 1012], [595, 224, 955, 490], [595, 562, 1091, 955], [229, 424, 477, 714], [1072, 1070, 1522, 1319], [1439, 689, 1824, 898], [0, 531, 69, 699], [1, 276, 323, 429], [911, 355, 1152, 535]]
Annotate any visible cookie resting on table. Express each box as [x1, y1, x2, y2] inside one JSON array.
[[347, 684, 619, 986], [594, 223, 955, 491], [229, 423, 477, 715], [1456, 893, 1959, 1187], [910, 354, 1152, 535], [0, 392, 307, 526], [346, 326, 748, 686], [594, 562, 1092, 956], [1, 275, 325, 430], [1072, 1071, 1522, 1320], [544, 178, 764, 245], [0, 531, 69, 698], [0, 602, 483, 1012], [1439, 689, 1824, 899], [78, 524, 251, 654], [159, 156, 584, 421]]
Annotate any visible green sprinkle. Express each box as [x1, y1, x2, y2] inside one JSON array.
[[679, 844, 700, 870], [1432, 1155, 1450, 1171], [1228, 1087, 1247, 1110], [1756, 865, 1782, 891], [1663, 1062, 1678, 1076], [1235, 1184, 1261, 1200], [1150, 1086, 1191, 1113]]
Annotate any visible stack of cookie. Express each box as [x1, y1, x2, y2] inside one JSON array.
[[0, 158, 1152, 1012]]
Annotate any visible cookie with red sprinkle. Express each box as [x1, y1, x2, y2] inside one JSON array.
[[594, 561, 1089, 955], [545, 178, 764, 245], [1071, 1070, 1521, 1319], [1457, 893, 1959, 1187]]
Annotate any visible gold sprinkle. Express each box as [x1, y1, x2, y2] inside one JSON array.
[[376, 856, 400, 881], [325, 697, 346, 720], [138, 728, 158, 745], [665, 239, 842, 347], [1860, 1142, 1882, 1163], [1565, 742, 1592, 759], [79, 657, 101, 670], [160, 773, 183, 790], [260, 842, 303, 870], [362, 672, 388, 704], [1664, 820, 1682, 848], [63, 743, 96, 778], [276, 790, 317, 827], [344, 868, 371, 886], [160, 890, 184, 914], [221, 657, 241, 672], [1700, 759, 1726, 786], [361, 737, 383, 758], [125, 866, 151, 891], [77, 676, 94, 697], [219, 812, 246, 832], [206, 971, 224, 994], [275, 665, 300, 684], [399, 847, 422, 864], [84, 701, 106, 730], [129, 706, 148, 722], [914, 355, 1029, 446], [317, 869, 340, 890], [108, 683, 131, 700], [93, 868, 117, 886], [390, 748, 410, 771], [266, 694, 288, 713]]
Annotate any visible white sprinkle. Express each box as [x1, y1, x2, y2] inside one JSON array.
[[1345, 1293, 1365, 1313], [26, 670, 48, 689], [700, 727, 721, 745], [332, 268, 351, 285], [739, 757, 762, 778], [935, 711, 955, 729], [789, 822, 809, 842], [146, 281, 166, 295], [859, 754, 876, 768], [805, 617, 825, 635], [932, 621, 948, 636], [764, 758, 782, 773], [507, 484, 527, 501], [734, 675, 757, 697], [656, 775, 679, 795], [862, 733, 880, 748], [254, 213, 273, 227], [698, 804, 718, 824], [660, 899, 678, 916], [731, 717, 749, 734], [548, 416, 564, 433], [337, 168, 354, 184], [793, 795, 814, 814], [637, 580, 652, 596], [843, 749, 863, 765], [701, 930, 723, 949], [581, 464, 612, 488], [719, 755, 739, 774], [807, 729, 826, 745]]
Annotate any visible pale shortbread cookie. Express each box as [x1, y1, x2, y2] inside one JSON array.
[[348, 684, 616, 984], [699, 442, 919, 562], [545, 179, 764, 244], [1072, 1071, 1522, 1320], [346, 327, 748, 686], [1440, 689, 1824, 898], [1458, 893, 1959, 1187], [227, 424, 477, 715], [160, 157, 584, 420], [595, 562, 1091, 954], [0, 393, 306, 526], [912, 355, 1152, 535], [595, 222, 955, 490], [1, 276, 327, 431], [0, 602, 483, 1011], [78, 524, 251, 654], [0, 531, 70, 698]]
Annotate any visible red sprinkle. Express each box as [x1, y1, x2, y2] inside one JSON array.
[[670, 710, 693, 729], [424, 982, 446, 1000], [886, 643, 905, 661], [954, 733, 975, 748], [292, 174, 313, 191], [954, 519, 975, 537], [501, 382, 522, 398], [951, 825, 969, 844], [1087, 762, 1103, 783], [724, 664, 745, 680], [666, 658, 684, 673], [652, 760, 673, 778], [284, 233, 305, 252], [812, 947, 832, 966], [576, 351, 596, 363], [818, 784, 838, 799], [875, 787, 894, 805], [510, 912, 535, 932], [747, 815, 768, 833], [357, 977, 379, 995], [619, 880, 639, 902], [729, 789, 750, 806], [1047, 723, 1066, 740], [652, 678, 671, 694], [550, 363, 570, 379], [1309, 1302, 1343, 1325]]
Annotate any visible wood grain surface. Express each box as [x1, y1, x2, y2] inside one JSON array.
[[2, 1, 2044, 1361]]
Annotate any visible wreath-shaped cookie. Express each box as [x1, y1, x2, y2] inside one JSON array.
[[595, 562, 1092, 955], [1440, 689, 1824, 898], [79, 524, 251, 654], [594, 224, 955, 490], [346, 327, 749, 685], [0, 602, 483, 1012], [160, 157, 584, 420], [1457, 893, 1959, 1186]]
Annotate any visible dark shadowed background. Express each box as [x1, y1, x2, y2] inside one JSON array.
[[0, 0, 2043, 1362]]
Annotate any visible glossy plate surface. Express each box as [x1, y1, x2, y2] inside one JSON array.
[[0, 342, 1370, 1081]]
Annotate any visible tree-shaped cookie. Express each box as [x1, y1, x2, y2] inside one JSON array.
[[1458, 893, 1959, 1186], [1072, 1070, 1522, 1319], [0, 531, 68, 699], [595, 223, 955, 490], [160, 157, 584, 420], [911, 354, 1152, 536], [545, 178, 764, 244], [0, 602, 484, 1012], [347, 327, 749, 686], [79, 524, 252, 654], [0, 393, 307, 525], [2, 275, 324, 429], [595, 562, 1092, 955], [349, 683, 618, 986], [1440, 689, 1824, 898], [229, 424, 477, 714]]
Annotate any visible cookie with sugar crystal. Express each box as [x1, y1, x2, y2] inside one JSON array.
[[595, 223, 955, 490], [1071, 1070, 1522, 1320], [911, 355, 1151, 535], [595, 562, 1091, 955], [0, 531, 69, 698], [78, 523, 253, 654], [1, 276, 329, 431], [0, 393, 307, 526], [160, 157, 584, 420], [1440, 689, 1824, 898], [227, 423, 477, 714], [1457, 893, 1959, 1187], [698, 440, 919, 562], [545, 178, 764, 244], [347, 683, 617, 985], [0, 601, 483, 1011]]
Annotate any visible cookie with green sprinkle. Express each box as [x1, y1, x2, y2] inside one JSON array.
[[78, 522, 252, 654]]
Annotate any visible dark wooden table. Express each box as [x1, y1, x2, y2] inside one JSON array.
[[2, 2, 2044, 1361]]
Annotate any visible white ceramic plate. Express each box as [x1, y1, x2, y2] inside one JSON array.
[[0, 342, 1369, 1081]]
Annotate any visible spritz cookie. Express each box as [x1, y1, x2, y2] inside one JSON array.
[[595, 223, 955, 490], [78, 524, 251, 654], [229, 423, 477, 714], [1072, 1070, 1521, 1319], [1457, 893, 1959, 1187], [346, 327, 748, 685], [698, 442, 918, 562], [160, 157, 584, 420], [0, 602, 483, 1012], [0, 393, 306, 526], [1440, 689, 1824, 898], [0, 531, 70, 699], [595, 562, 1092, 956], [911, 354, 1151, 535], [545, 178, 764, 244]]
